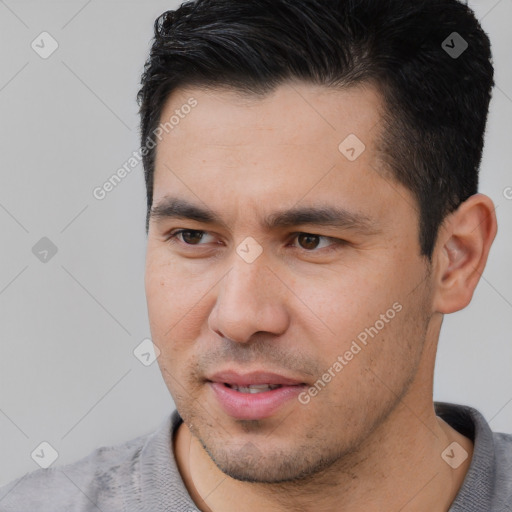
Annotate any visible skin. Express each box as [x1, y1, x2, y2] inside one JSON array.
[[144, 81, 497, 512]]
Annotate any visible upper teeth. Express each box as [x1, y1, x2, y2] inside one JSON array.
[[229, 384, 281, 393]]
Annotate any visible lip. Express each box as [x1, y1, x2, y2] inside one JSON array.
[[206, 370, 307, 420], [207, 370, 306, 387]]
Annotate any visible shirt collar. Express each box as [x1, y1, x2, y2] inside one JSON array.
[[434, 401, 496, 511]]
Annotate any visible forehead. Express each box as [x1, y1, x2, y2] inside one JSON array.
[[150, 81, 415, 235], [157, 81, 383, 150]]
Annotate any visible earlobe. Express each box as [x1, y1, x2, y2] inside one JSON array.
[[432, 194, 498, 314]]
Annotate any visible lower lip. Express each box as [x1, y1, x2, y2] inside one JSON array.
[[209, 382, 305, 420]]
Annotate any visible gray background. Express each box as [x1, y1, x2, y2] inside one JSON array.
[[0, 0, 511, 487]]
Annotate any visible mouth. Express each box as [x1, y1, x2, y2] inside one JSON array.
[[206, 370, 308, 420], [223, 383, 284, 393]]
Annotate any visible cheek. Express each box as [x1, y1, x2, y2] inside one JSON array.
[[289, 274, 416, 386], [289, 271, 399, 341], [145, 258, 214, 353], [145, 264, 205, 398]]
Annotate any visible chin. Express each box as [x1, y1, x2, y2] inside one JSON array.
[[201, 439, 342, 484]]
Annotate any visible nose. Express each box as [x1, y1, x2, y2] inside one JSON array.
[[208, 255, 290, 343]]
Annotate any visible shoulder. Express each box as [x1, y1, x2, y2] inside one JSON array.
[[0, 418, 171, 512], [491, 431, 512, 508], [435, 401, 512, 510], [493, 430, 512, 458]]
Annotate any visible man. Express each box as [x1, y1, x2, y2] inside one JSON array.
[[1, 0, 510, 510]]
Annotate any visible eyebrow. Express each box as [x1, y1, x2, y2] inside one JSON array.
[[150, 196, 381, 235]]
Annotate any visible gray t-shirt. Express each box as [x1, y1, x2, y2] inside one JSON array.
[[0, 402, 511, 511]]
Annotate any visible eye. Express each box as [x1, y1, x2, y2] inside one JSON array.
[[165, 229, 346, 253], [290, 232, 345, 252], [166, 229, 216, 246]]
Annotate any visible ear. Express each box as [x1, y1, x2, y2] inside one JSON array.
[[431, 193, 498, 314]]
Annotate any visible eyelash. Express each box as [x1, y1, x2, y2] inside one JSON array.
[[165, 229, 346, 253]]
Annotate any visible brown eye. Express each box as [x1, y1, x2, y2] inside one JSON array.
[[297, 233, 321, 250], [291, 232, 345, 253], [167, 229, 214, 246], [179, 230, 205, 245]]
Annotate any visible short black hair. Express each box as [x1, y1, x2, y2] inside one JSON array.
[[137, 0, 494, 260]]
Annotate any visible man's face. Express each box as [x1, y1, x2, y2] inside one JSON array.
[[145, 82, 435, 482]]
